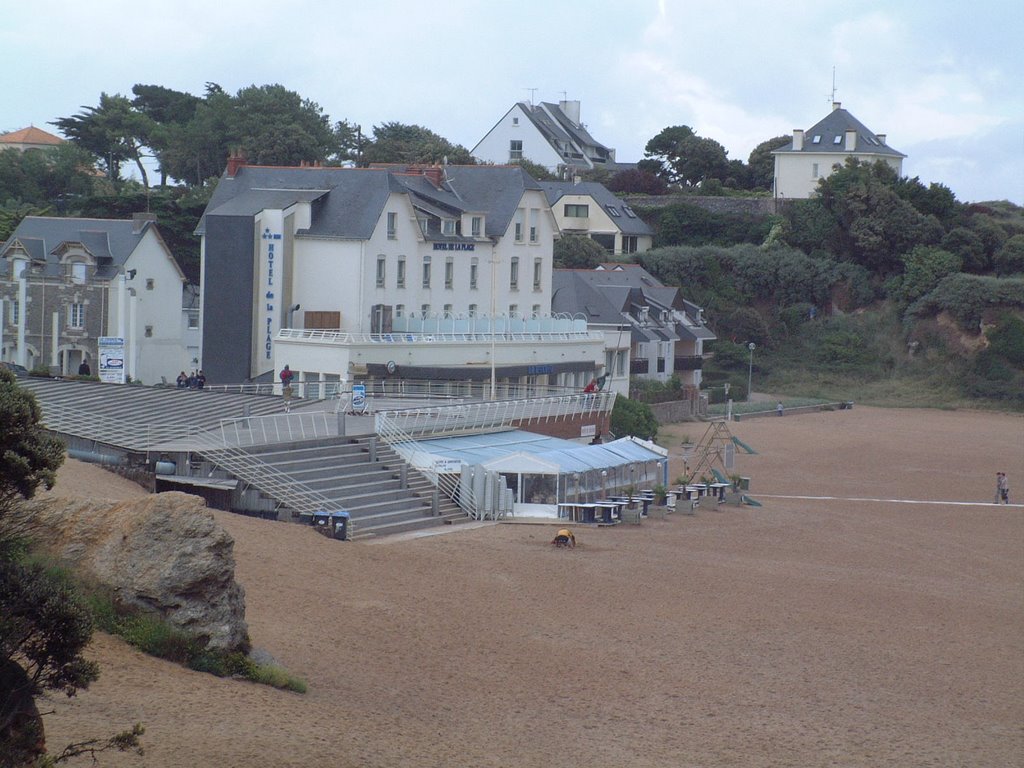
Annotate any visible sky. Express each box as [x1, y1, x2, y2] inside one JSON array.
[[4, 0, 1022, 205]]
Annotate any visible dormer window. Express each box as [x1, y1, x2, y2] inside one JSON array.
[[71, 262, 87, 284], [471, 216, 483, 237], [442, 219, 456, 236]]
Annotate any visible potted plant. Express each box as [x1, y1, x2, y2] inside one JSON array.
[[652, 483, 668, 505]]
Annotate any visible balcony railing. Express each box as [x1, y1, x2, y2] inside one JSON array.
[[674, 355, 704, 371], [630, 359, 650, 375]]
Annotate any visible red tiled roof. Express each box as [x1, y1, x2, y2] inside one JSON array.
[[0, 126, 65, 145]]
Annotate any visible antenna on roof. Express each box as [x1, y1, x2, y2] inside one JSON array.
[[827, 66, 838, 104], [524, 87, 537, 106]]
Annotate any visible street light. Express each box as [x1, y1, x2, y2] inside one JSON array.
[[746, 342, 756, 402]]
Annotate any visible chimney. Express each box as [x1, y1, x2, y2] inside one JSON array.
[[421, 165, 443, 187], [832, 101, 842, 111], [132, 212, 157, 234], [844, 129, 857, 151], [792, 129, 804, 151], [875, 134, 886, 145], [559, 99, 581, 126], [226, 149, 246, 177]]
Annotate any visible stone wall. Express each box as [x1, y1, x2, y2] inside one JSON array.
[[624, 194, 784, 217]]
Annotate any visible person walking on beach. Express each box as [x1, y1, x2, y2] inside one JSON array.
[[996, 472, 1010, 504]]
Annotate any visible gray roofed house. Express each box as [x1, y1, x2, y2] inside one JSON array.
[[0, 214, 192, 384], [772, 102, 906, 199], [552, 264, 715, 389], [472, 100, 637, 176], [539, 180, 654, 255]]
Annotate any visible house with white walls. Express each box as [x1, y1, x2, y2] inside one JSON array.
[[552, 264, 715, 396], [472, 100, 632, 176], [0, 215, 190, 383], [539, 181, 654, 255], [772, 102, 905, 199], [196, 161, 607, 391]]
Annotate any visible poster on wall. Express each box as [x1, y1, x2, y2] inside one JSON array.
[[98, 336, 125, 384]]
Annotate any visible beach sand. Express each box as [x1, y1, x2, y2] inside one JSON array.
[[38, 406, 1024, 767]]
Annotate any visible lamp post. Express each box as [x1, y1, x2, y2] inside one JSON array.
[[746, 342, 756, 402]]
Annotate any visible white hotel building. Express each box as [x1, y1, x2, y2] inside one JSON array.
[[196, 161, 608, 393]]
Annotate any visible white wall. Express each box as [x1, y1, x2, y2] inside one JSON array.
[[472, 104, 566, 171], [774, 152, 904, 199]]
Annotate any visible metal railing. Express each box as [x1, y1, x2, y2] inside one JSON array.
[[218, 411, 337, 448]]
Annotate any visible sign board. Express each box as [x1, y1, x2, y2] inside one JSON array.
[[432, 458, 463, 474], [580, 424, 597, 438], [98, 337, 125, 384], [351, 383, 366, 412]]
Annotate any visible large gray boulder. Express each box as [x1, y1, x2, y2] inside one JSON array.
[[15, 492, 248, 652]]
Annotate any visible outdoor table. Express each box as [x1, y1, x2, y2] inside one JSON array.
[[593, 501, 621, 523], [709, 482, 729, 501], [578, 503, 598, 523], [557, 503, 576, 520]]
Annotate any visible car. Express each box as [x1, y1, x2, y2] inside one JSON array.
[[0, 361, 29, 378]]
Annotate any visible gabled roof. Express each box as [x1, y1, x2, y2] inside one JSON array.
[[0, 216, 171, 280], [0, 126, 64, 146], [198, 164, 542, 242], [773, 103, 905, 158], [552, 265, 715, 341], [539, 181, 653, 236]]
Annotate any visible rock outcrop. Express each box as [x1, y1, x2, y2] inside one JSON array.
[[15, 492, 248, 651]]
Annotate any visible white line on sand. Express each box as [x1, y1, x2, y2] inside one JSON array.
[[756, 494, 1022, 508]]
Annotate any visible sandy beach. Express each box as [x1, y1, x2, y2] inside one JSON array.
[[37, 405, 1024, 767]]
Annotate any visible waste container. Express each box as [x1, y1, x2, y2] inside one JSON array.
[[312, 510, 350, 541]]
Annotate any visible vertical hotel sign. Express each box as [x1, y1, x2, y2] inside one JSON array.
[[260, 211, 284, 363]]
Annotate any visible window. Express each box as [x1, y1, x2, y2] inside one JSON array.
[[397, 257, 406, 288], [529, 208, 538, 243], [10, 299, 19, 324], [443, 303, 453, 316], [812, 135, 821, 144], [418, 218, 429, 235], [510, 257, 519, 290], [71, 262, 87, 284], [623, 205, 637, 218], [471, 216, 482, 237], [637, 342, 647, 358], [420, 303, 431, 317], [508, 304, 518, 317], [564, 203, 589, 218], [470, 258, 479, 289], [510, 140, 523, 160], [422, 256, 431, 288], [445, 258, 454, 289], [187, 310, 199, 329], [514, 209, 524, 242], [442, 219, 456, 236], [812, 163, 819, 179], [833, 135, 842, 144], [512, 117, 519, 126], [532, 304, 541, 317], [67, 303, 85, 328], [468, 303, 478, 316], [607, 206, 621, 217], [146, 278, 154, 290], [387, 212, 397, 239], [395, 304, 404, 318], [376, 255, 386, 287], [145, 325, 153, 338], [622, 236, 638, 254], [533, 258, 542, 290]]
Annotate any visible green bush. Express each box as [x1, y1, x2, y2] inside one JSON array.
[[909, 274, 1024, 329], [994, 234, 1024, 276], [610, 396, 658, 441], [987, 313, 1024, 366]]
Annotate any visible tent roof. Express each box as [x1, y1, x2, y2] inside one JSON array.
[[413, 430, 666, 474]]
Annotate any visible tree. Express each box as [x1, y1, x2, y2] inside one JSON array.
[[513, 158, 557, 181], [606, 169, 668, 195], [0, 144, 99, 209], [229, 84, 340, 167], [360, 122, 475, 166], [747, 135, 790, 191], [886, 245, 962, 308], [940, 226, 987, 272], [553, 235, 608, 269], [610, 396, 658, 441], [643, 125, 730, 186], [0, 369, 65, 520], [994, 234, 1024, 276], [52, 93, 156, 187]]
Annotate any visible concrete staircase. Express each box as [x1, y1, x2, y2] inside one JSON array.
[[234, 435, 466, 538]]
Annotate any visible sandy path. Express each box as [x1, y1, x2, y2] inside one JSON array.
[[38, 406, 1024, 767]]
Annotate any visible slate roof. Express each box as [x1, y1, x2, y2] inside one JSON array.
[[538, 181, 653, 236], [198, 164, 540, 242], [551, 265, 715, 341], [773, 105, 905, 158], [0, 217, 157, 279]]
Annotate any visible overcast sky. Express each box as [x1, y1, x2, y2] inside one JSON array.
[[4, 0, 1022, 204]]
